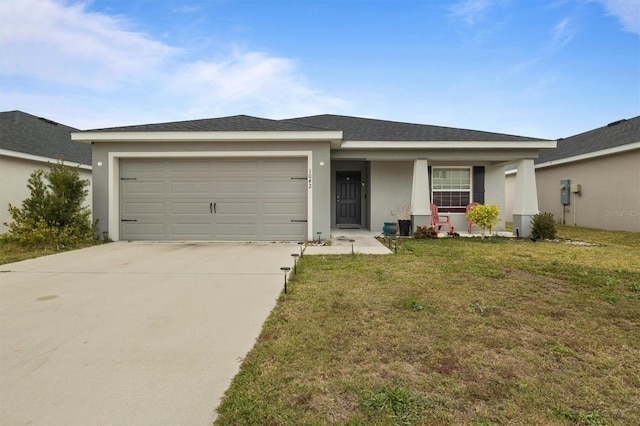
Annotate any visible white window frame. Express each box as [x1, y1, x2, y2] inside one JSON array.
[[431, 166, 473, 212]]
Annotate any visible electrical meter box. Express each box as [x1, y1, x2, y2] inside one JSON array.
[[560, 179, 571, 205]]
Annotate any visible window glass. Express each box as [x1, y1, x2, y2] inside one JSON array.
[[432, 167, 472, 212]]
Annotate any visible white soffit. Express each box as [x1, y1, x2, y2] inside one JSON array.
[[71, 130, 343, 143], [339, 140, 557, 149]]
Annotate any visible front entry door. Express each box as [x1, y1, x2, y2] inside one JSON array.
[[336, 171, 361, 226]]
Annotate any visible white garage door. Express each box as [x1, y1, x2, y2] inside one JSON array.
[[120, 158, 308, 241]]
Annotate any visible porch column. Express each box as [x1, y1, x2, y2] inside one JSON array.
[[411, 159, 431, 232], [512, 158, 539, 237]]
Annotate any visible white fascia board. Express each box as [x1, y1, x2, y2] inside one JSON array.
[[71, 130, 343, 143], [534, 141, 640, 170], [339, 140, 557, 149], [0, 148, 92, 170]]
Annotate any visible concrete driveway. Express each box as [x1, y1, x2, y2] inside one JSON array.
[[0, 242, 297, 425]]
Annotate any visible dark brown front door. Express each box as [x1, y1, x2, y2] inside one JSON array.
[[336, 171, 361, 226]]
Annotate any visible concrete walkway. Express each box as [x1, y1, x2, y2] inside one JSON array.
[[0, 242, 298, 426], [304, 229, 392, 255]]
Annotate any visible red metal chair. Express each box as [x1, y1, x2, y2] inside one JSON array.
[[466, 202, 481, 233], [430, 203, 453, 231]]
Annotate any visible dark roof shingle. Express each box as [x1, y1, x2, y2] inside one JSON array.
[[536, 116, 640, 163], [85, 114, 329, 133], [282, 114, 547, 142], [0, 111, 91, 165]]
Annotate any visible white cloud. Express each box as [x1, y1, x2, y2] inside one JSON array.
[[0, 0, 350, 126], [0, 0, 177, 89], [449, 0, 491, 24], [170, 50, 349, 119], [551, 17, 575, 48], [591, 0, 640, 34]]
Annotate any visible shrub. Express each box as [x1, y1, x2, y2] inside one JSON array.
[[2, 160, 96, 250], [465, 204, 500, 239], [530, 212, 557, 240], [414, 225, 438, 239]]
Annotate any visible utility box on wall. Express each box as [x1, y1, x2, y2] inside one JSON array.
[[560, 179, 571, 205]]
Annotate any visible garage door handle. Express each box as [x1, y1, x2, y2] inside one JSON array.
[[214, 203, 217, 213], [210, 202, 213, 214], [210, 202, 217, 214]]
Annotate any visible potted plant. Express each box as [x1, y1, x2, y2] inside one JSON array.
[[397, 203, 412, 236]]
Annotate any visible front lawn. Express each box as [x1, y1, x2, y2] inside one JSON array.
[[215, 226, 640, 425], [0, 240, 100, 266]]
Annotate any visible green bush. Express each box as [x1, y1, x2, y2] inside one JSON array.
[[465, 204, 500, 239], [530, 212, 557, 240], [2, 160, 96, 250]]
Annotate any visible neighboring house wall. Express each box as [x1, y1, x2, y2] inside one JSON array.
[[536, 150, 640, 232], [0, 154, 92, 232], [505, 150, 640, 232]]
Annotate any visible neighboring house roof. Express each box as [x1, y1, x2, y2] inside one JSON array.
[[282, 114, 547, 142], [536, 115, 640, 164], [0, 110, 91, 165]]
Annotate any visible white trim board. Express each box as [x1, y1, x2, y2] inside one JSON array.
[[106, 150, 314, 241]]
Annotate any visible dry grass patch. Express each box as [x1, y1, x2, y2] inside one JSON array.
[[215, 226, 640, 425]]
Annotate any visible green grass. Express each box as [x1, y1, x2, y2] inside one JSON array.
[[215, 226, 640, 425], [0, 239, 101, 265]]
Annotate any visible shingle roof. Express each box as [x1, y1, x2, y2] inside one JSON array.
[[82, 113, 548, 142], [536, 116, 640, 164], [281, 114, 547, 142], [85, 114, 328, 133], [0, 111, 91, 165]]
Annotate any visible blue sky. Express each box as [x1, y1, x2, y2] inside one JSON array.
[[0, 0, 638, 139]]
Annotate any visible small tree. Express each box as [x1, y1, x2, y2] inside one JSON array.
[[465, 204, 500, 239], [3, 160, 96, 249]]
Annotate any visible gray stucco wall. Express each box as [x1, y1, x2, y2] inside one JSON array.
[[91, 140, 331, 241], [505, 150, 640, 232], [535, 150, 639, 232]]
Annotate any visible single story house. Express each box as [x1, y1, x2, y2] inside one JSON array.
[[0, 110, 92, 232], [506, 116, 639, 232], [72, 114, 555, 241]]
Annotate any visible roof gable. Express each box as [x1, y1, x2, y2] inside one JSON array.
[[536, 116, 640, 163], [0, 110, 91, 165]]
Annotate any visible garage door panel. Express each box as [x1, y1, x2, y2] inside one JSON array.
[[216, 181, 258, 195], [263, 159, 306, 173], [217, 202, 258, 215], [120, 158, 306, 241], [123, 181, 165, 195], [217, 160, 258, 173], [122, 160, 166, 173], [170, 160, 210, 173], [263, 180, 306, 195], [123, 202, 165, 215], [263, 223, 306, 239], [122, 223, 166, 238], [171, 223, 212, 238], [264, 201, 305, 215], [217, 224, 258, 237], [170, 181, 211, 195], [170, 202, 211, 215]]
